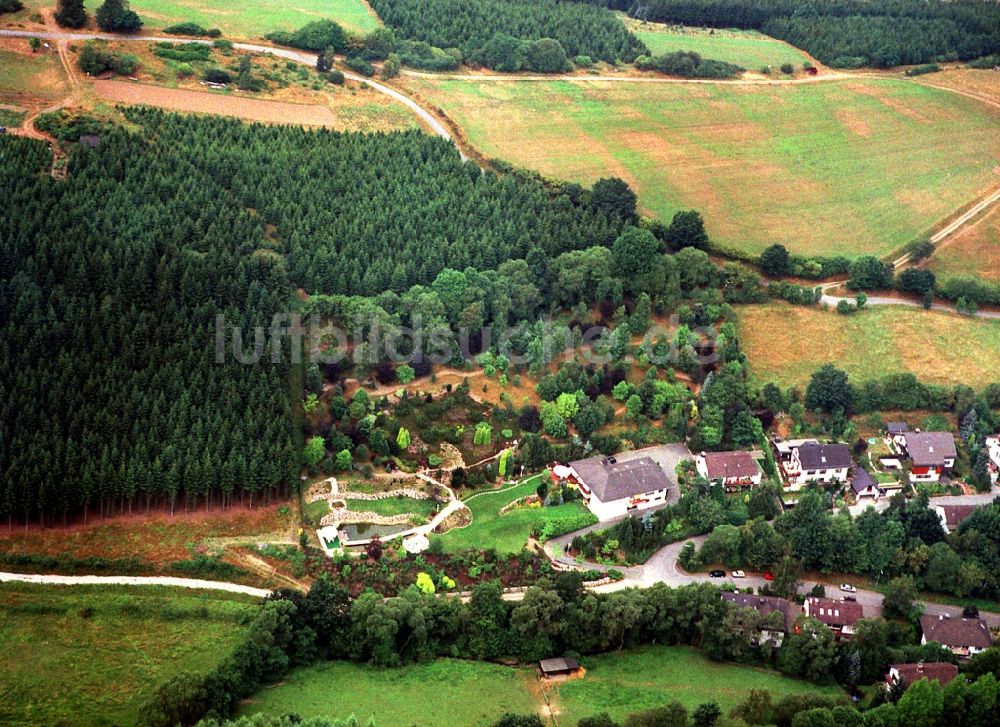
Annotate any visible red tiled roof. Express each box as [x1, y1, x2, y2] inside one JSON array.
[[805, 597, 864, 627], [887, 662, 958, 687]]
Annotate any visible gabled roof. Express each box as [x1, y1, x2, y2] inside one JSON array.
[[797, 443, 852, 471], [850, 468, 881, 495], [721, 592, 799, 632], [937, 505, 981, 531], [805, 597, 864, 627], [887, 662, 958, 686], [904, 432, 957, 467], [887, 422, 909, 435], [569, 456, 673, 503], [701, 451, 761, 480], [920, 615, 993, 649], [539, 657, 579, 674]]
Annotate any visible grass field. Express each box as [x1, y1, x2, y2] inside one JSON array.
[[402, 76, 1000, 259], [0, 45, 70, 104], [0, 106, 27, 126], [0, 0, 380, 37], [85, 0, 380, 36], [927, 201, 1000, 285], [0, 583, 255, 726], [345, 496, 437, 517], [738, 302, 1000, 388], [549, 646, 844, 722], [239, 658, 544, 726], [436, 477, 594, 554], [627, 19, 810, 71]]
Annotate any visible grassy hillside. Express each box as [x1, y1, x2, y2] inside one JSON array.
[[628, 20, 810, 70], [403, 76, 1000, 259], [0, 583, 255, 726], [0, 46, 70, 104], [549, 645, 845, 722], [738, 302, 1000, 388], [927, 202, 1000, 286]]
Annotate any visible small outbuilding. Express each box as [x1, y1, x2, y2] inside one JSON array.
[[539, 657, 581, 678]]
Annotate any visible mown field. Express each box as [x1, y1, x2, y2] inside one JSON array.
[[0, 44, 70, 105], [0, 583, 256, 727], [436, 476, 595, 554], [627, 19, 811, 71], [548, 645, 845, 722], [739, 302, 1000, 388], [239, 647, 842, 726], [928, 204, 1000, 285], [239, 658, 544, 726], [403, 76, 1000, 259], [4, 0, 379, 37]]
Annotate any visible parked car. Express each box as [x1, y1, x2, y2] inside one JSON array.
[[709, 570, 726, 578], [0, 126, 7, 135], [763, 571, 775, 581], [843, 595, 857, 602], [731, 570, 746, 578], [840, 583, 857, 593]]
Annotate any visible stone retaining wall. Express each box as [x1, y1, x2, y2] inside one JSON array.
[[319, 511, 415, 527], [340, 488, 432, 501]]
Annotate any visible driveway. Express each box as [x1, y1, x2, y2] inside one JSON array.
[[613, 442, 693, 507]]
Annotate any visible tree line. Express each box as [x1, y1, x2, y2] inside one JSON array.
[[632, 0, 1000, 67], [367, 0, 647, 69]]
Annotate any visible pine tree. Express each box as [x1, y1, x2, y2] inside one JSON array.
[[55, 0, 87, 28]]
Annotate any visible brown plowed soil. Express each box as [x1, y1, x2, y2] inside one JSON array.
[[93, 79, 338, 126]]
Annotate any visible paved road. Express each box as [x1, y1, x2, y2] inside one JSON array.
[[0, 29, 461, 157], [0, 570, 273, 597], [819, 291, 1000, 319]]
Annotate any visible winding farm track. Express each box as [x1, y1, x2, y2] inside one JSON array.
[[0, 570, 273, 597], [0, 28, 459, 153]]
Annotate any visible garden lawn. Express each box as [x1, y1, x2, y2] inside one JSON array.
[[738, 302, 1000, 388], [238, 658, 544, 726], [628, 20, 810, 70], [401, 76, 1000, 259], [550, 645, 845, 722], [0, 583, 255, 727], [345, 496, 437, 517], [928, 203, 1000, 285], [76, 0, 380, 37], [437, 477, 595, 553]]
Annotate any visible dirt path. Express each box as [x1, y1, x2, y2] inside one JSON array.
[[0, 570, 272, 597]]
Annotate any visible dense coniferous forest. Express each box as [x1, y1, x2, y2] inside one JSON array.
[[368, 0, 647, 65], [633, 0, 1000, 67], [0, 110, 634, 524]]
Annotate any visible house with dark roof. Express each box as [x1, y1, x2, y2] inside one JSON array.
[[805, 597, 864, 639], [566, 455, 673, 521], [886, 422, 909, 436], [850, 468, 886, 500], [885, 662, 958, 692], [696, 451, 763, 490], [721, 592, 800, 646], [774, 439, 851, 490], [935, 504, 982, 534], [896, 432, 957, 483], [921, 614, 993, 658]]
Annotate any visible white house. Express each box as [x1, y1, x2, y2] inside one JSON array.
[[987, 435, 1000, 485], [850, 468, 886, 500], [920, 614, 993, 659], [897, 432, 957, 483], [934, 504, 982, 534], [696, 451, 763, 491], [774, 439, 851, 490], [564, 455, 673, 521]]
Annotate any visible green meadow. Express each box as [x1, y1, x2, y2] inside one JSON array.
[[629, 21, 811, 70]]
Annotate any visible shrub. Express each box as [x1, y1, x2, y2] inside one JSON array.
[[203, 67, 233, 84], [163, 22, 221, 37], [266, 19, 347, 53], [779, 62, 794, 74], [95, 0, 142, 33], [345, 56, 375, 76], [904, 63, 941, 76], [326, 70, 346, 85]]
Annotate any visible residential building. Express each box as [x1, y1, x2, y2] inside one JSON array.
[[898, 432, 957, 483], [721, 592, 800, 647], [564, 455, 674, 521], [804, 597, 864, 639], [850, 468, 886, 500], [696, 451, 763, 491], [774, 438, 852, 489], [885, 662, 958, 692], [987, 435, 1000, 485], [935, 504, 983, 534], [920, 614, 993, 658]]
